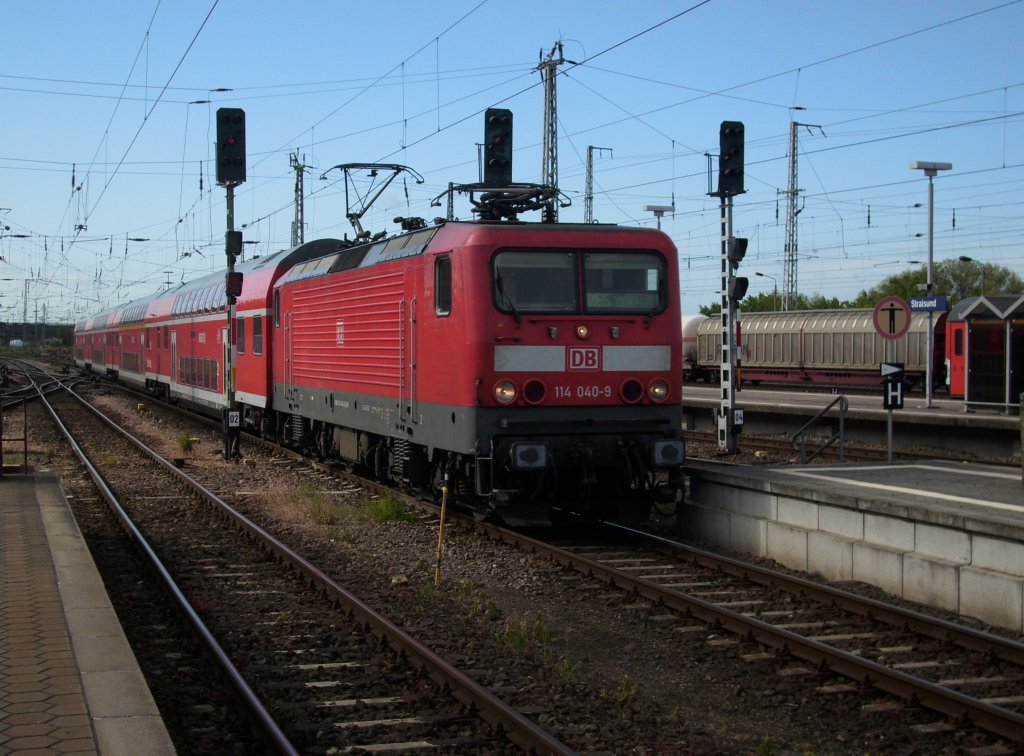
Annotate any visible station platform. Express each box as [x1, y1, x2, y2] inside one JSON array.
[[682, 460, 1024, 633], [681, 385, 1022, 459], [0, 472, 175, 755]]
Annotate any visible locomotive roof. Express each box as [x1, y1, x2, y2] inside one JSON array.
[[280, 219, 673, 286], [283, 226, 442, 284]]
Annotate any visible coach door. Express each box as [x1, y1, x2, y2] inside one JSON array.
[[222, 328, 229, 395], [171, 331, 178, 390]]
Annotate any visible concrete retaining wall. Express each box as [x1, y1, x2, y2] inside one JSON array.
[[681, 473, 1024, 633]]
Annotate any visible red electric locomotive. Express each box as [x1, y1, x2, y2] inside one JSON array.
[[75, 109, 687, 525], [267, 220, 685, 524]]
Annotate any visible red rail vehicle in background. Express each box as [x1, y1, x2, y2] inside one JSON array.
[[683, 295, 1024, 407]]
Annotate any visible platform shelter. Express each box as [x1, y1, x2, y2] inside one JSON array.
[[947, 294, 1024, 413]]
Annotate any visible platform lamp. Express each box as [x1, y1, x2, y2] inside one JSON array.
[[958, 256, 985, 296], [754, 272, 777, 311], [910, 160, 952, 409]]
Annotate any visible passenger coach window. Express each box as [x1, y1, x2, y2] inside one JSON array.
[[236, 316, 245, 354], [435, 256, 452, 316], [274, 290, 281, 326], [253, 315, 263, 355]]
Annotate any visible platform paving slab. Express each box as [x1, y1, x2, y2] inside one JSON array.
[[1, 473, 176, 756]]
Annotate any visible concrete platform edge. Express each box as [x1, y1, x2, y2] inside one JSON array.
[[684, 465, 1024, 633], [35, 471, 177, 756]]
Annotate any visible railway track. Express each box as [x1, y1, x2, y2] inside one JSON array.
[[12, 360, 1022, 749], [462, 518, 1024, 747], [33, 375, 573, 754]]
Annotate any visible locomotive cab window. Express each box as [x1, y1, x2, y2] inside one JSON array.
[[435, 255, 452, 316], [584, 252, 665, 314], [493, 251, 577, 313], [492, 249, 665, 315]]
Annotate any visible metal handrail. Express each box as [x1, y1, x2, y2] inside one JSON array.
[[791, 395, 848, 463]]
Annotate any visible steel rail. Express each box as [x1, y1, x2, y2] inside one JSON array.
[[55, 382, 575, 756], [606, 521, 1024, 666], [36, 383, 300, 756], [465, 518, 1024, 743]]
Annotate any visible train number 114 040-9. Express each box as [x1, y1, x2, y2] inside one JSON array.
[[554, 384, 613, 399]]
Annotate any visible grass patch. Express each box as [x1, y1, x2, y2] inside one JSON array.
[[458, 580, 502, 619], [177, 433, 196, 457], [362, 494, 419, 523], [557, 655, 580, 681], [305, 488, 335, 525], [2, 451, 26, 467], [500, 615, 554, 655], [617, 674, 640, 704]]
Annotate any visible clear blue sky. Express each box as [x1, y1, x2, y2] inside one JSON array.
[[1, 0, 1021, 321]]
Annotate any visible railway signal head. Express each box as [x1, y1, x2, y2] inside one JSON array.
[[728, 275, 749, 302], [483, 108, 513, 186], [216, 108, 246, 186], [717, 120, 745, 197], [727, 236, 748, 269]]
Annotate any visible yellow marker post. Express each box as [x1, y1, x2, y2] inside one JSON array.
[[434, 474, 449, 589]]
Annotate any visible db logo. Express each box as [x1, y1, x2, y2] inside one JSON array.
[[568, 347, 600, 371]]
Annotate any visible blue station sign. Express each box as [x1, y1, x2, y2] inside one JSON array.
[[909, 295, 950, 313]]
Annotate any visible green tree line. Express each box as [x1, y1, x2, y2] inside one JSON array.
[[699, 258, 1022, 315]]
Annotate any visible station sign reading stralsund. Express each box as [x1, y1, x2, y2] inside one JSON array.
[[909, 295, 950, 313]]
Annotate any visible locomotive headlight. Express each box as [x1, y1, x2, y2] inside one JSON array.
[[647, 379, 670, 402], [494, 380, 517, 404], [575, 324, 590, 339]]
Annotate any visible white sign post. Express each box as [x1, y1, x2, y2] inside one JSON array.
[[873, 296, 911, 464]]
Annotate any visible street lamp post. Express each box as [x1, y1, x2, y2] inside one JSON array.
[[910, 160, 952, 409], [755, 272, 777, 310], [958, 256, 985, 296]]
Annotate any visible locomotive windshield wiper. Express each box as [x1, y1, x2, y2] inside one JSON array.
[[495, 275, 521, 325]]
